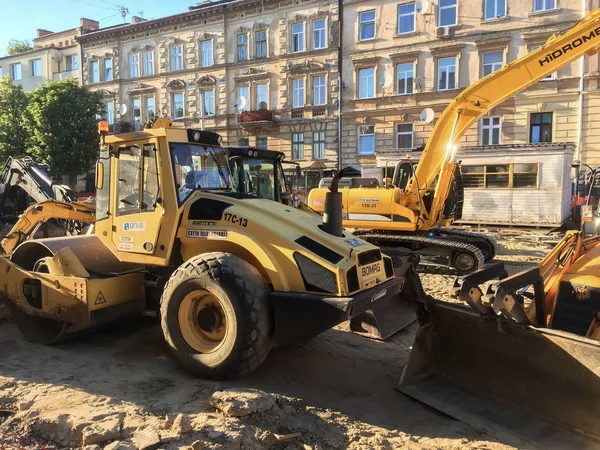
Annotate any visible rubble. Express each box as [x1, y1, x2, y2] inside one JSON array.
[[209, 388, 276, 417]]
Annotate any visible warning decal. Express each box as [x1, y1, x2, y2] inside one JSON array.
[[95, 292, 107, 305]]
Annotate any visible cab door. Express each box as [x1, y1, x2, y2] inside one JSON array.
[[111, 141, 163, 256]]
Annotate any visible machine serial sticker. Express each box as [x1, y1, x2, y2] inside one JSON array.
[[119, 236, 133, 243], [345, 238, 364, 247], [358, 198, 381, 203], [186, 229, 228, 239], [118, 242, 134, 251], [192, 221, 216, 226], [124, 222, 145, 231], [223, 213, 248, 227]]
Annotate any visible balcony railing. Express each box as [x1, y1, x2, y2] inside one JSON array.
[[238, 109, 274, 123], [312, 106, 326, 117], [291, 109, 304, 119]]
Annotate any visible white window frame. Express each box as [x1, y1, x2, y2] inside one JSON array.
[[132, 98, 142, 127], [437, 56, 457, 91], [359, 10, 376, 41], [484, 0, 507, 19], [172, 92, 184, 119], [237, 85, 249, 111], [292, 22, 305, 53], [533, 0, 555, 12], [145, 97, 155, 120], [313, 75, 326, 105], [397, 2, 416, 35], [201, 40, 213, 67], [256, 136, 268, 149], [396, 123, 414, 149], [439, 0, 457, 26], [105, 101, 115, 125], [255, 31, 267, 58], [143, 51, 154, 76], [358, 125, 375, 155], [480, 116, 502, 145], [90, 61, 99, 83], [313, 131, 325, 159], [30, 59, 42, 77], [313, 19, 326, 50], [358, 67, 375, 99], [10, 64, 21, 81], [0, 67, 3, 78], [292, 132, 305, 160], [201, 89, 215, 116], [171, 45, 183, 71], [396, 62, 414, 95], [292, 78, 305, 108], [481, 50, 503, 77], [237, 34, 248, 62], [130, 54, 139, 78], [256, 83, 268, 109], [66, 54, 78, 71], [104, 59, 113, 81]]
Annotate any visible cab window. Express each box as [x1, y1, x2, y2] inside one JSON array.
[[116, 144, 159, 216], [96, 149, 111, 221]]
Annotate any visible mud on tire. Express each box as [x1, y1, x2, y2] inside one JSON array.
[[160, 252, 273, 379]]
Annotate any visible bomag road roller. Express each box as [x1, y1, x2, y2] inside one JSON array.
[[0, 118, 423, 378]]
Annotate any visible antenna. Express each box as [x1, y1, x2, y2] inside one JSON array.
[[420, 107, 435, 124], [235, 96, 247, 112], [416, 0, 430, 14], [379, 73, 393, 89]]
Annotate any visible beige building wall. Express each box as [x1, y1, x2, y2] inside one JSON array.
[[341, 0, 600, 168], [77, 0, 340, 169]]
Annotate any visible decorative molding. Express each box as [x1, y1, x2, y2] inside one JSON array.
[[196, 74, 217, 86], [474, 37, 511, 51], [430, 44, 464, 56], [167, 79, 186, 90], [128, 83, 156, 94], [351, 56, 381, 67], [168, 37, 184, 46], [97, 89, 115, 99], [253, 22, 269, 31], [309, 10, 328, 20], [286, 59, 328, 73], [289, 14, 306, 24], [235, 26, 251, 34], [389, 51, 420, 62], [235, 67, 270, 80]]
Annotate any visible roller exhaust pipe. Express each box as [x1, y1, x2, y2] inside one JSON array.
[[322, 167, 351, 237]]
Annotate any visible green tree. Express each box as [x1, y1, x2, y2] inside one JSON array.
[[7, 39, 32, 55], [0, 77, 29, 160], [25, 79, 104, 180]]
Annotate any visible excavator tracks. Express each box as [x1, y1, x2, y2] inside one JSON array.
[[436, 227, 498, 262], [356, 232, 486, 275]]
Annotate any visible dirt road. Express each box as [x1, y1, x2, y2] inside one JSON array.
[[0, 233, 548, 449]]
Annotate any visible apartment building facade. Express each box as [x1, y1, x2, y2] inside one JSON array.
[[0, 18, 99, 91], [76, 0, 340, 169], [341, 0, 600, 169]]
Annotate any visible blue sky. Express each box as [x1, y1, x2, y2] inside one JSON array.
[[1, 0, 196, 56]]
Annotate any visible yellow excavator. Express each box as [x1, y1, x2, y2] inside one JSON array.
[[398, 10, 600, 448], [0, 118, 424, 378]]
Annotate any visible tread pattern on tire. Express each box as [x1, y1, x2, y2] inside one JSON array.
[[160, 252, 272, 379]]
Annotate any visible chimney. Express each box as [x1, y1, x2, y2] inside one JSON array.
[[80, 18, 100, 32], [36, 29, 53, 38], [131, 16, 147, 24]]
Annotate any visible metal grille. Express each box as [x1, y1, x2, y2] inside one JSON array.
[[384, 257, 394, 278], [346, 266, 359, 293], [358, 249, 382, 266], [293, 252, 338, 294]]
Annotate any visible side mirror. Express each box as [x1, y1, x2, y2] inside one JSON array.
[[96, 162, 104, 190]]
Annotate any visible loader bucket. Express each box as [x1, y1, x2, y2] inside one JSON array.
[[398, 298, 600, 449]]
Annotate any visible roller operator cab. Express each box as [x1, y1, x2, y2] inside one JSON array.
[[0, 120, 420, 379]]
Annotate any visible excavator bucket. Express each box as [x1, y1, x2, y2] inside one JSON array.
[[398, 264, 600, 449]]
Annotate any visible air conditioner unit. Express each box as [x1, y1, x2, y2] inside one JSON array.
[[435, 26, 451, 38]]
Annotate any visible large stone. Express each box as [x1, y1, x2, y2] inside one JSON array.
[[82, 416, 122, 446], [171, 413, 192, 434], [131, 428, 161, 450], [208, 389, 276, 417], [104, 440, 138, 450]]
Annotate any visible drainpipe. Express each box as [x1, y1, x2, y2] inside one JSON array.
[[337, 0, 343, 171], [575, 0, 587, 163]]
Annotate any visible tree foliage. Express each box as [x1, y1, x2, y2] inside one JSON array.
[[7, 39, 32, 55], [0, 77, 29, 159], [24, 79, 104, 179]]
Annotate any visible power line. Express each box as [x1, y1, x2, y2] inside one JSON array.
[[98, 12, 122, 22], [69, 0, 120, 12]]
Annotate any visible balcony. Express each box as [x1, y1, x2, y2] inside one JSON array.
[[52, 70, 78, 82], [238, 109, 275, 133]]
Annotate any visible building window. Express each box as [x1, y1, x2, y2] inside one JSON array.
[[237, 34, 248, 61], [171, 45, 183, 71], [358, 126, 375, 154], [292, 133, 305, 159], [172, 92, 184, 119], [130, 54, 139, 78], [359, 10, 376, 41], [256, 31, 267, 58], [397, 63, 414, 94], [201, 40, 213, 67], [463, 164, 538, 189], [292, 78, 304, 108], [104, 59, 113, 81], [480, 116, 501, 145], [201, 90, 214, 116], [396, 123, 414, 149], [0, 67, 3, 77], [532, 45, 556, 80], [292, 23, 304, 53], [256, 83, 268, 109], [439, 0, 457, 26], [530, 112, 552, 143], [359, 67, 375, 99], [239, 137, 249, 146], [10, 64, 21, 81], [105, 101, 114, 125], [313, 75, 326, 105], [485, 0, 506, 19], [143, 51, 154, 75], [534, 0, 555, 12], [482, 51, 503, 77], [438, 57, 456, 91], [313, 131, 325, 159], [133, 98, 142, 128], [256, 136, 268, 149], [66, 54, 78, 71], [90, 61, 99, 83], [237, 86, 249, 111], [31, 59, 42, 77], [398, 3, 416, 34], [313, 19, 326, 49], [146, 97, 155, 120]]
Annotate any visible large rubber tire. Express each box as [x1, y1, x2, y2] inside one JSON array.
[[160, 252, 273, 379]]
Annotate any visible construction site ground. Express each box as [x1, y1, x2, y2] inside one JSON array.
[[0, 230, 555, 450]]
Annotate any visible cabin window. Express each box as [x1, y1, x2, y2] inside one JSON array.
[[462, 163, 539, 189]]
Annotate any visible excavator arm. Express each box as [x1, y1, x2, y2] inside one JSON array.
[[408, 10, 600, 227], [1, 200, 96, 257]]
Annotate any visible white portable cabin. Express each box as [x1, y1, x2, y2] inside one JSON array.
[[371, 143, 575, 227]]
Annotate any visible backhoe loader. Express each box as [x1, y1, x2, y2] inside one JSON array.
[[397, 10, 600, 448], [0, 118, 423, 378]]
